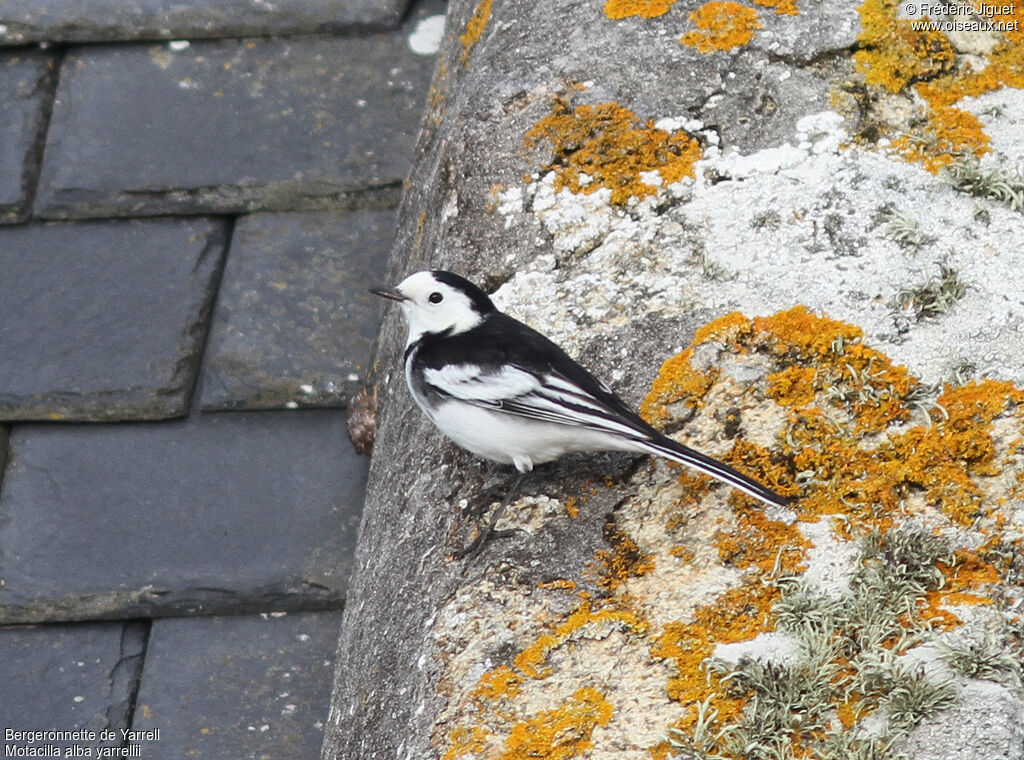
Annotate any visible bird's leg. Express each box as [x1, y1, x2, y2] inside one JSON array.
[[461, 475, 514, 520], [454, 470, 529, 561]]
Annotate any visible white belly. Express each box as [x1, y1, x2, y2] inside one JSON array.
[[427, 399, 634, 472]]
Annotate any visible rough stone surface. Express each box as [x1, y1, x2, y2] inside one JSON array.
[[897, 678, 1024, 760], [0, 0, 408, 45], [324, 0, 1024, 758], [200, 210, 394, 411], [0, 622, 146, 750], [34, 1, 442, 220], [131, 612, 341, 760], [0, 51, 55, 224], [0, 411, 366, 624], [0, 218, 226, 422], [0, 426, 8, 475], [751, 2, 860, 62], [493, 118, 1024, 388]]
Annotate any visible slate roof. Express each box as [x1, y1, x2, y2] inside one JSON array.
[[0, 0, 441, 754]]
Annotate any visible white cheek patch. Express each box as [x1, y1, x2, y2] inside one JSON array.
[[401, 291, 484, 341]]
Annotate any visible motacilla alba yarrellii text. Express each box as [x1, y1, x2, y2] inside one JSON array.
[[371, 270, 788, 512]]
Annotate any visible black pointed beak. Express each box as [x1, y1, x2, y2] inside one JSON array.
[[369, 285, 406, 302]]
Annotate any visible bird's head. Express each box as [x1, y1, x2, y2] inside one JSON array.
[[371, 270, 496, 342]]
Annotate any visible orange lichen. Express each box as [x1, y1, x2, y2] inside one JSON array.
[[789, 380, 1022, 527], [940, 548, 1002, 589], [640, 347, 717, 425], [767, 365, 818, 407], [917, 593, 964, 630], [654, 581, 781, 730], [916, 548, 1001, 631], [525, 99, 703, 205], [836, 697, 863, 728], [751, 306, 859, 363], [753, 307, 913, 429], [754, 0, 798, 14], [537, 578, 578, 591], [716, 501, 809, 573], [669, 545, 697, 562], [680, 2, 762, 53], [459, 0, 492, 62], [594, 529, 656, 589], [691, 310, 754, 346], [604, 0, 677, 19], [642, 308, 1024, 528], [470, 665, 523, 704], [501, 688, 614, 760], [513, 597, 647, 679], [444, 725, 490, 760], [852, 0, 1024, 172], [854, 0, 954, 93], [892, 103, 991, 172]]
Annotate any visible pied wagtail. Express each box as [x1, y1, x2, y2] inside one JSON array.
[[371, 270, 788, 515]]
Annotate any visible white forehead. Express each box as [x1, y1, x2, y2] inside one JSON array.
[[397, 270, 473, 307], [397, 271, 448, 299]]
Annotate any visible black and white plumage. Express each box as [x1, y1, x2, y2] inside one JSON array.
[[371, 270, 788, 509]]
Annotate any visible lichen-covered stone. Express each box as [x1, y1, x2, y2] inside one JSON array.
[[323, 1, 1024, 758]]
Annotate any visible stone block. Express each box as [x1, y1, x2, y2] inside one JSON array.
[[34, 0, 443, 219], [130, 613, 342, 760], [0, 218, 226, 421], [0, 0, 409, 45], [0, 411, 366, 623], [0, 51, 55, 224], [0, 622, 146, 748], [200, 210, 394, 410]]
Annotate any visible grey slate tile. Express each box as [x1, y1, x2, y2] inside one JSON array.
[[131, 612, 341, 760], [0, 51, 56, 224], [34, 1, 443, 220], [0, 621, 146, 748], [0, 218, 227, 422], [200, 210, 393, 411], [0, 0, 409, 45], [0, 411, 366, 624]]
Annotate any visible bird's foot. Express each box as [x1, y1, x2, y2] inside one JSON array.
[[454, 471, 529, 561]]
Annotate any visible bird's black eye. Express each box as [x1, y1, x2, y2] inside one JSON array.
[[428, 292, 444, 304]]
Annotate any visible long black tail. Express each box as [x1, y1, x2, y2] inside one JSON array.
[[633, 432, 789, 509]]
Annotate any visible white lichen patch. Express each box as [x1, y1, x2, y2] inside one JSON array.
[[897, 677, 1024, 759], [492, 494, 564, 537], [495, 107, 1024, 388], [799, 519, 861, 597], [520, 634, 685, 759], [960, 89, 1024, 164], [617, 473, 744, 630], [712, 630, 801, 666], [430, 577, 683, 759]]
